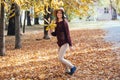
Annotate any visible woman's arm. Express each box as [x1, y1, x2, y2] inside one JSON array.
[[50, 29, 56, 36], [64, 20, 72, 46]]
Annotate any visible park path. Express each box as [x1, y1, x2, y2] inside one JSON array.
[[70, 20, 120, 47], [72, 20, 120, 58]]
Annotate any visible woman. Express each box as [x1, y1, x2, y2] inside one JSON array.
[[50, 8, 76, 75]]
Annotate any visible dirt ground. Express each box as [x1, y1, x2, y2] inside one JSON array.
[[0, 29, 120, 80]]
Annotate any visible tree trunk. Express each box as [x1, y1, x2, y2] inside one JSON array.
[[110, 0, 117, 20], [7, 4, 15, 36], [14, 3, 22, 49], [0, 2, 5, 56], [20, 15, 22, 28], [112, 7, 117, 20], [23, 11, 27, 33], [43, 6, 52, 39], [34, 17, 39, 24], [27, 11, 31, 26]]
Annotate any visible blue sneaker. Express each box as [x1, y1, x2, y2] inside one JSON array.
[[67, 66, 76, 75]]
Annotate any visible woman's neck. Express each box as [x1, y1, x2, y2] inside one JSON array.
[[58, 18, 63, 22]]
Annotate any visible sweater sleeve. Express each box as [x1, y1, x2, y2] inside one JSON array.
[[51, 31, 56, 36], [64, 20, 72, 46]]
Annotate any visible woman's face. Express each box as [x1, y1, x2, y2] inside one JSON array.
[[57, 10, 63, 19]]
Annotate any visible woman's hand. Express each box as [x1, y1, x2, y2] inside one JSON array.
[[50, 29, 53, 33], [69, 46, 75, 52]]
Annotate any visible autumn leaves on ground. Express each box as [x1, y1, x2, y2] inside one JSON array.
[[0, 29, 120, 80]]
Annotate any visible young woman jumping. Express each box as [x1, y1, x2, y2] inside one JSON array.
[[50, 8, 76, 75]]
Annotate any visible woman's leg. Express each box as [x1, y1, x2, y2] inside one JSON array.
[[58, 43, 74, 68], [61, 63, 70, 72]]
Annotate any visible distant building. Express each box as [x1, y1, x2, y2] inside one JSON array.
[[96, 6, 112, 20], [94, 1, 117, 21]]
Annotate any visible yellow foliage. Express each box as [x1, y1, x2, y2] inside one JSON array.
[[46, 20, 56, 31], [63, 0, 94, 17], [3, 0, 95, 20], [59, 0, 64, 6], [9, 13, 15, 19]]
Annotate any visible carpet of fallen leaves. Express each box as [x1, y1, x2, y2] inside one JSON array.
[[0, 29, 120, 80]]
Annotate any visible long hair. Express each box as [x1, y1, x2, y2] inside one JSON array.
[[55, 9, 65, 22]]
